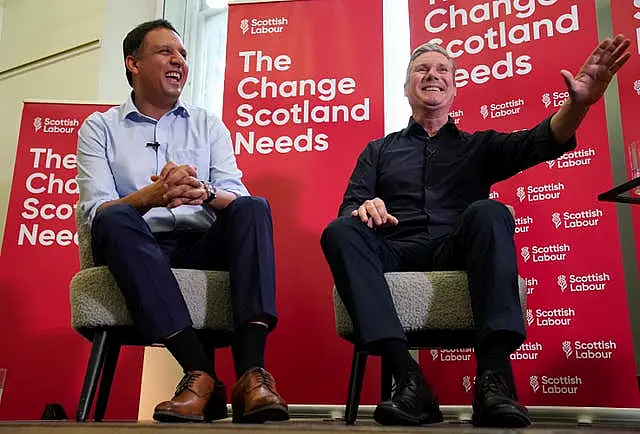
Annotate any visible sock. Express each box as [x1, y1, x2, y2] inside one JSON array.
[[475, 334, 515, 391], [232, 322, 268, 379], [379, 339, 414, 384], [164, 327, 216, 379]]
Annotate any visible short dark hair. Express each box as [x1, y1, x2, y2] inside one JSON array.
[[122, 19, 180, 86]]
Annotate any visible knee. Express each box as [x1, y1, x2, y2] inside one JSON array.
[[321, 216, 361, 249], [92, 203, 139, 231], [229, 196, 271, 216], [463, 200, 514, 227]]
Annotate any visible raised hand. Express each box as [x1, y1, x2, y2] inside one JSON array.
[[560, 34, 631, 107]]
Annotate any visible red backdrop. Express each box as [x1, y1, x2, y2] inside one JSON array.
[[0, 102, 144, 420], [409, 0, 640, 406], [221, 0, 386, 404]]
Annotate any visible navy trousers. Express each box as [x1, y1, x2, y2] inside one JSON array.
[[91, 197, 277, 343], [321, 199, 525, 352]]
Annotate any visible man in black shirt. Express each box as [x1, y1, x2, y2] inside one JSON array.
[[321, 35, 630, 427]]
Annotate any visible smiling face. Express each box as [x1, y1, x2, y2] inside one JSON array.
[[125, 27, 188, 105], [404, 51, 456, 115]]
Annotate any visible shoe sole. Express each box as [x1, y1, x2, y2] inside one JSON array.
[[153, 406, 228, 423], [233, 404, 290, 424], [373, 404, 443, 426], [153, 411, 206, 423], [472, 407, 532, 428]]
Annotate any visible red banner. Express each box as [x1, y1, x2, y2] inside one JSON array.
[[222, 0, 385, 403], [409, 1, 640, 406], [0, 102, 144, 420]]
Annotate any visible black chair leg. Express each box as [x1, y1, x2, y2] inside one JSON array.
[[93, 337, 121, 422], [380, 354, 393, 401], [76, 330, 109, 422], [345, 347, 368, 425]]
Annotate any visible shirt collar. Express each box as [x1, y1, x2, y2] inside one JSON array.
[[119, 92, 190, 121], [401, 116, 461, 139]]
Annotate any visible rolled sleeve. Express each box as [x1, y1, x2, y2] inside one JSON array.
[[208, 116, 250, 197], [76, 114, 119, 226]]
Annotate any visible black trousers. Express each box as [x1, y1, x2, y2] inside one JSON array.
[[91, 197, 277, 343], [321, 199, 525, 352]]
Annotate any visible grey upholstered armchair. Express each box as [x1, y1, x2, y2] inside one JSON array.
[[69, 210, 234, 422], [333, 206, 527, 425]]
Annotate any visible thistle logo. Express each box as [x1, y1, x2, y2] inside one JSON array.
[[526, 309, 534, 326], [530, 375, 540, 393], [531, 307, 575, 326], [542, 93, 551, 108], [562, 341, 573, 358], [635, 79, 640, 96], [480, 105, 489, 119], [462, 375, 473, 393], [483, 98, 525, 119], [430, 349, 439, 360], [529, 375, 582, 394], [554, 209, 603, 230], [547, 160, 556, 168], [522, 243, 570, 263], [240, 18, 249, 34], [517, 183, 565, 202], [31, 116, 78, 134], [240, 16, 288, 35], [557, 275, 567, 292]]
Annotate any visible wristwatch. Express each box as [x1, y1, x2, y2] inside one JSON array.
[[201, 180, 217, 203]]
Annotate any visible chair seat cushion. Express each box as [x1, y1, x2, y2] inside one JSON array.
[[70, 267, 233, 331], [334, 271, 527, 338]]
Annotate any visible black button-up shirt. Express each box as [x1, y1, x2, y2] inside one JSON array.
[[338, 116, 577, 238]]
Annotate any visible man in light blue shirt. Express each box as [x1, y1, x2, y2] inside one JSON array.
[[77, 19, 288, 424]]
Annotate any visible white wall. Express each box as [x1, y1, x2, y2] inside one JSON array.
[[0, 0, 106, 250]]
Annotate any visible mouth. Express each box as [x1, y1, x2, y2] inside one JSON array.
[[421, 84, 443, 93], [165, 71, 183, 85]]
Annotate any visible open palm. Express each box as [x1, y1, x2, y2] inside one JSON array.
[[561, 34, 631, 106]]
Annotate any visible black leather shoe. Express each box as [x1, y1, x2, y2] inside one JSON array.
[[373, 369, 443, 426], [472, 370, 531, 428]]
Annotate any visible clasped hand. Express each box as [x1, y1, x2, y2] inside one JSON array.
[[351, 198, 399, 228], [148, 162, 207, 209]]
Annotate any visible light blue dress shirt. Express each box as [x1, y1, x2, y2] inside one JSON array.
[[77, 95, 250, 232]]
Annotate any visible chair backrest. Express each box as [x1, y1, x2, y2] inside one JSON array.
[[75, 208, 95, 270]]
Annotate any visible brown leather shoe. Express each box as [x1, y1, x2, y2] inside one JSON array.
[[231, 367, 289, 423], [153, 371, 227, 422]]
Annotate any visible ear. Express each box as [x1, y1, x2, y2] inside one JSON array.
[[125, 55, 140, 80], [404, 83, 408, 98]]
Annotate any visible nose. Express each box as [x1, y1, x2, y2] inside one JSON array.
[[170, 50, 186, 67], [425, 66, 438, 80]]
